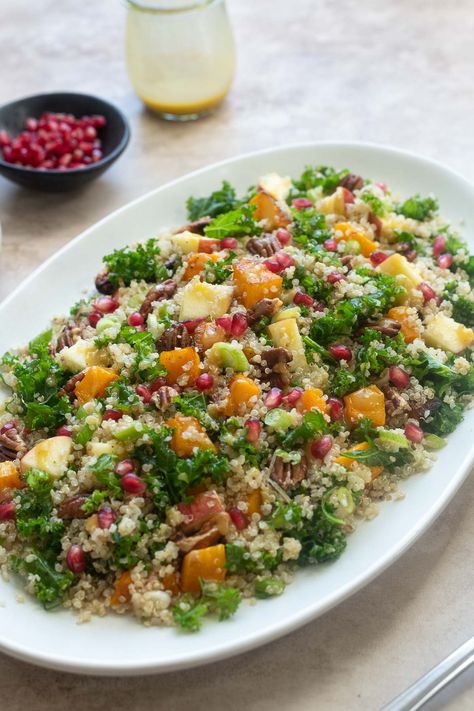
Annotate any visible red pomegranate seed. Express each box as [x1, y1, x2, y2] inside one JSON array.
[[327, 396, 344, 421], [115, 459, 135, 476], [56, 425, 72, 436], [327, 272, 346, 284], [121, 473, 147, 495], [432, 235, 446, 256], [264, 388, 283, 409], [285, 387, 303, 406], [246, 419, 261, 443], [323, 238, 338, 252], [418, 282, 438, 303], [228, 507, 248, 530], [136, 384, 152, 403], [127, 312, 144, 327], [0, 501, 15, 520], [276, 228, 292, 245], [389, 366, 410, 389], [98, 506, 116, 529], [93, 297, 119, 313], [25, 117, 38, 131], [437, 253, 453, 269], [370, 250, 389, 266], [221, 237, 238, 249], [0, 130, 11, 146], [294, 291, 314, 307], [329, 344, 352, 361], [66, 545, 86, 574], [310, 435, 333, 459], [87, 311, 102, 328], [181, 317, 205, 334], [405, 422, 424, 444], [196, 373, 214, 391], [263, 258, 280, 273], [292, 197, 313, 210], [342, 188, 354, 203], [264, 252, 294, 273], [149, 377, 167, 392], [0, 421, 16, 435], [376, 181, 388, 193], [103, 409, 123, 421], [215, 315, 233, 334], [231, 312, 248, 337]]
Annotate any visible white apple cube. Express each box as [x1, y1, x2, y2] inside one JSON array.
[[86, 440, 126, 458], [258, 172, 292, 202], [20, 436, 73, 479], [56, 338, 100, 372], [424, 313, 474, 353], [376, 253, 422, 287], [268, 318, 307, 370], [179, 278, 234, 320], [170, 231, 201, 254]]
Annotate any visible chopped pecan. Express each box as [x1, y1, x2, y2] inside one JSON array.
[[270, 453, 308, 490], [368, 211, 383, 238], [260, 347, 293, 388], [157, 323, 192, 352], [95, 269, 115, 295], [382, 386, 411, 418], [152, 386, 179, 411], [176, 512, 230, 553], [410, 397, 442, 421], [51, 323, 82, 355], [247, 298, 282, 326], [59, 370, 86, 399], [393, 242, 417, 262], [177, 216, 212, 236], [340, 255, 354, 268], [246, 234, 281, 258], [339, 173, 364, 192], [0, 426, 26, 462], [367, 318, 402, 338], [58, 494, 90, 520], [139, 279, 177, 319]]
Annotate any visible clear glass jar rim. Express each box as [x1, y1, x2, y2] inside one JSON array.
[[125, 0, 219, 13]]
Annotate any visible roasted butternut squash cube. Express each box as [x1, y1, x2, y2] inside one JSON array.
[[233, 258, 283, 308], [344, 385, 386, 427], [110, 570, 134, 606], [387, 306, 420, 343], [249, 190, 290, 230], [0, 461, 22, 491], [181, 544, 226, 595], [159, 347, 201, 386], [333, 222, 378, 257], [74, 366, 119, 405], [166, 415, 217, 457], [334, 441, 384, 479], [182, 252, 221, 282], [246, 489, 263, 516], [224, 375, 261, 416], [296, 388, 326, 414]]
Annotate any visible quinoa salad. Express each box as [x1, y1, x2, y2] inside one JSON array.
[[1, 166, 473, 632]]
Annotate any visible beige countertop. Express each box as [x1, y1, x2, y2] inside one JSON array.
[[1, 0, 474, 708]]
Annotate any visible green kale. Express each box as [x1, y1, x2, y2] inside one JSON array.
[[302, 335, 334, 364], [104, 377, 140, 411], [12, 551, 74, 608], [28, 329, 53, 357], [356, 330, 408, 378], [117, 326, 166, 382], [408, 352, 471, 398], [292, 505, 347, 565], [447, 295, 474, 328], [423, 401, 464, 436], [330, 369, 361, 397], [204, 205, 262, 239], [200, 581, 242, 621], [284, 265, 332, 303], [225, 544, 282, 574], [268, 501, 303, 531], [16, 469, 64, 547], [90, 454, 123, 500], [254, 577, 286, 598], [292, 165, 349, 196], [173, 391, 218, 431], [73, 423, 94, 446], [172, 594, 209, 632], [396, 195, 438, 221], [111, 531, 142, 569], [186, 180, 239, 221], [393, 230, 423, 253], [203, 251, 235, 284], [219, 422, 266, 467], [290, 208, 331, 251], [361, 192, 385, 216], [279, 410, 327, 449], [342, 441, 414, 471], [81, 490, 109, 515], [103, 239, 169, 288]]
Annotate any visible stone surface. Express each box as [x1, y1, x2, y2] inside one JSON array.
[[1, 0, 474, 708]]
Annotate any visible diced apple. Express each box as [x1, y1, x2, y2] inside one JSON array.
[[170, 231, 201, 254], [257, 172, 292, 202], [272, 306, 300, 323], [179, 278, 234, 320], [86, 440, 126, 458], [20, 436, 73, 479], [268, 318, 307, 370], [317, 187, 346, 216], [56, 338, 101, 373], [424, 313, 474, 353], [375, 253, 422, 286]]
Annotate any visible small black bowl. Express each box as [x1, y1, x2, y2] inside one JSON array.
[[0, 92, 130, 192]]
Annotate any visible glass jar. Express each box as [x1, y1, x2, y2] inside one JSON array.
[[125, 0, 236, 121]]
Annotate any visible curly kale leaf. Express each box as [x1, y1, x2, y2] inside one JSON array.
[[12, 551, 74, 608], [448, 295, 474, 328], [203, 251, 235, 284], [172, 392, 218, 431], [186, 180, 239, 221], [290, 208, 331, 251], [172, 594, 209, 632], [292, 165, 349, 196], [225, 544, 282, 574], [292, 506, 347, 565], [423, 402, 464, 436], [200, 581, 241, 621], [396, 195, 438, 221], [342, 441, 414, 471], [279, 410, 327, 449], [361, 192, 385, 216], [103, 239, 169, 287], [204, 204, 262, 239], [116, 326, 167, 382], [287, 265, 332, 303], [90, 454, 123, 501]]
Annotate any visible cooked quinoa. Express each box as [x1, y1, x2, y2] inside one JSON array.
[[0, 165, 473, 631]]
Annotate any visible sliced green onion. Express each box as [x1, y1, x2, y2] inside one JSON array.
[[423, 433, 447, 450], [321, 488, 345, 526], [113, 421, 145, 442], [264, 408, 295, 432], [255, 577, 286, 599], [344, 239, 361, 255], [73, 424, 94, 446], [377, 429, 409, 448], [336, 486, 354, 515]]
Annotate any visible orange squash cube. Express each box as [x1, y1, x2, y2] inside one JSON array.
[[181, 544, 226, 595], [246, 489, 262, 516], [387, 306, 420, 344], [182, 252, 221, 282], [162, 571, 180, 596], [159, 346, 201, 386], [166, 415, 217, 457], [110, 570, 133, 606], [224, 375, 261, 416], [0, 461, 22, 491], [233, 258, 283, 308], [333, 222, 378, 257], [74, 366, 119, 405], [334, 441, 384, 479], [344, 385, 386, 427], [296, 388, 326, 414], [249, 190, 290, 230]]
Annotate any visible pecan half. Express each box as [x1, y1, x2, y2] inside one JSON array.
[[247, 298, 282, 326], [57, 494, 90, 520], [59, 370, 86, 399], [152, 386, 179, 411], [382, 386, 411, 418], [246, 234, 281, 258], [95, 269, 115, 295], [177, 216, 212, 236], [139, 279, 177, 319], [52, 323, 83, 355], [393, 242, 417, 262], [0, 426, 26, 462], [338, 173, 364, 192], [176, 512, 230, 553], [157, 323, 192, 352], [367, 318, 402, 338], [270, 453, 308, 490], [260, 347, 293, 388]]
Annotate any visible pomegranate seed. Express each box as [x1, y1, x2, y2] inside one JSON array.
[[0, 421, 16, 435], [405, 422, 424, 444], [437, 253, 453, 269], [432, 235, 446, 256], [136, 384, 152, 403], [231, 312, 248, 337], [294, 291, 314, 307], [56, 425, 72, 437], [246, 419, 261, 443], [127, 312, 144, 327], [196, 373, 214, 391], [342, 188, 354, 203], [418, 282, 438, 303], [264, 387, 283, 409], [0, 130, 11, 146], [370, 250, 389, 266], [388, 366, 410, 389], [121, 473, 147, 495], [376, 181, 388, 193], [323, 238, 338, 251], [181, 317, 205, 334], [285, 387, 303, 406], [98, 506, 116, 529], [66, 545, 86, 574], [310, 435, 333, 459], [327, 272, 346, 284], [93, 297, 119, 313], [264, 252, 294, 273], [103, 409, 123, 421], [228, 507, 248, 530], [263, 258, 281, 273], [149, 377, 167, 392], [198, 238, 220, 253], [115, 459, 135, 476], [0, 502, 16, 521], [25, 117, 38, 131], [327, 396, 344, 421], [276, 228, 292, 245], [215, 315, 233, 334], [292, 197, 313, 210], [87, 311, 102, 328], [329, 344, 352, 361], [221, 237, 238, 249]]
